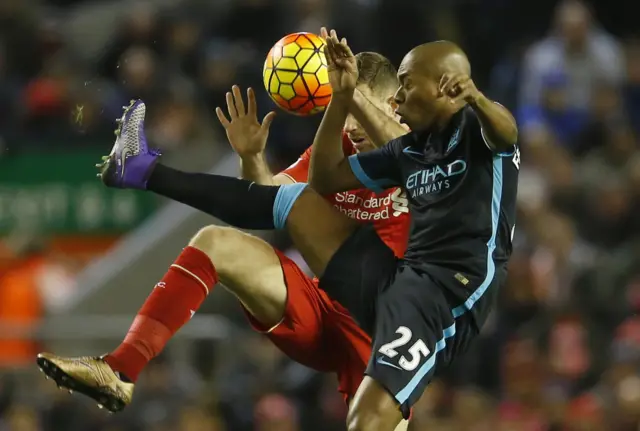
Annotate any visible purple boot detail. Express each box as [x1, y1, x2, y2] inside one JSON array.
[[99, 100, 161, 190]]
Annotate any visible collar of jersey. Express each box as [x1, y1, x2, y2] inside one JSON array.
[[404, 108, 467, 159]]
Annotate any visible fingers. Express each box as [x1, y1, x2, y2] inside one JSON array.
[[321, 28, 339, 67], [215, 107, 230, 128], [326, 41, 340, 67], [439, 74, 469, 98], [232, 85, 245, 116], [438, 74, 449, 96], [225, 91, 237, 119], [340, 37, 355, 58], [321, 27, 353, 63], [451, 85, 478, 105], [219, 86, 268, 128], [261, 111, 276, 131], [438, 73, 456, 97], [247, 87, 257, 117], [451, 88, 470, 104], [329, 29, 352, 58]]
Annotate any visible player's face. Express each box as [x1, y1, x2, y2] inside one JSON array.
[[344, 85, 399, 153], [394, 53, 444, 131]]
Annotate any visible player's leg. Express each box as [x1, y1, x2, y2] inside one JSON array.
[[324, 301, 410, 431], [188, 225, 287, 327], [348, 377, 404, 430], [36, 225, 314, 412], [146, 164, 358, 277], [346, 268, 456, 431], [345, 380, 410, 431], [37, 239, 218, 412], [100, 100, 358, 277]]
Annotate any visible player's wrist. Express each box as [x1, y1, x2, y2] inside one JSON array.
[[332, 88, 355, 104], [239, 151, 267, 162], [467, 91, 486, 108]]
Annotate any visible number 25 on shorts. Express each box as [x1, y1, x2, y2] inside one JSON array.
[[378, 326, 430, 371]]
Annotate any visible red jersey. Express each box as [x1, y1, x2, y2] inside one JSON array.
[[279, 134, 410, 258]]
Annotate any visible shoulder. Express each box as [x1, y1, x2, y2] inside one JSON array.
[[387, 133, 414, 154]]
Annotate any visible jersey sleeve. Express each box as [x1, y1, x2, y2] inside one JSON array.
[[465, 106, 516, 158], [279, 147, 311, 183], [347, 140, 402, 193]]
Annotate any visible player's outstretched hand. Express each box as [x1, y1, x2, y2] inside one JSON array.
[[320, 27, 358, 98], [216, 86, 276, 158], [439, 73, 481, 106]]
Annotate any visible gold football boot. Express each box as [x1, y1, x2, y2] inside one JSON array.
[[36, 353, 134, 413]]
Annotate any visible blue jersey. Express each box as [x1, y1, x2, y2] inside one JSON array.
[[348, 106, 520, 327]]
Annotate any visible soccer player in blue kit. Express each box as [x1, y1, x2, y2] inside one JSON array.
[[39, 29, 519, 430]]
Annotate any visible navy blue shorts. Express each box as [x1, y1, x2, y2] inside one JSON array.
[[320, 225, 487, 418]]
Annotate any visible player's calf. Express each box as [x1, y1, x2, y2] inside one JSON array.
[[37, 243, 218, 412], [347, 376, 404, 431]]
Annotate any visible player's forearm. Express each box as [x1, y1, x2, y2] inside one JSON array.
[[469, 94, 518, 151], [309, 96, 352, 193], [351, 89, 407, 147], [239, 153, 276, 185]]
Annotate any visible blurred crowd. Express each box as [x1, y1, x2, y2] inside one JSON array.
[[1, 0, 640, 430]]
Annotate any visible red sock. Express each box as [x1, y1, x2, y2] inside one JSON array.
[[104, 246, 217, 381]]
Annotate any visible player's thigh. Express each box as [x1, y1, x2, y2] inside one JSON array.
[[285, 188, 359, 277], [365, 267, 457, 420], [189, 225, 286, 326]]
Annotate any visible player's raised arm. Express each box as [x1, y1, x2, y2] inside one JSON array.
[[439, 73, 518, 152], [351, 87, 408, 147], [309, 28, 364, 194], [216, 86, 293, 186]]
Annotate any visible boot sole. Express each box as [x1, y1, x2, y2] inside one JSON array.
[[36, 354, 126, 413]]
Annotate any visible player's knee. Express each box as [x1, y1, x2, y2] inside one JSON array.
[[189, 225, 235, 259]]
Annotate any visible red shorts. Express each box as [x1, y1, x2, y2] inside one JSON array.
[[243, 249, 371, 400]]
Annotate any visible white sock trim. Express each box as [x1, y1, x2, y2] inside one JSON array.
[[170, 264, 210, 295]]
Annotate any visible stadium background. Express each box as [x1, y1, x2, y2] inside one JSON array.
[[1, 0, 639, 429]]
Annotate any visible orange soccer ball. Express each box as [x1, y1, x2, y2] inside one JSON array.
[[263, 32, 332, 116]]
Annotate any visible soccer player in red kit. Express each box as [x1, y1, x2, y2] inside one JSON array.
[[38, 52, 411, 428]]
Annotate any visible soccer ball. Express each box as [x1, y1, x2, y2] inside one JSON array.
[[263, 32, 332, 116]]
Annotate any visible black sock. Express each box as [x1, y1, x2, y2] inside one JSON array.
[[147, 164, 280, 230]]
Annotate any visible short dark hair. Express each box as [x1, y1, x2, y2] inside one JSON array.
[[355, 52, 398, 96]]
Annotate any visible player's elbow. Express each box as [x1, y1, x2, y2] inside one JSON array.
[[497, 132, 518, 152], [504, 122, 519, 147], [307, 164, 337, 194], [485, 126, 518, 152]]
